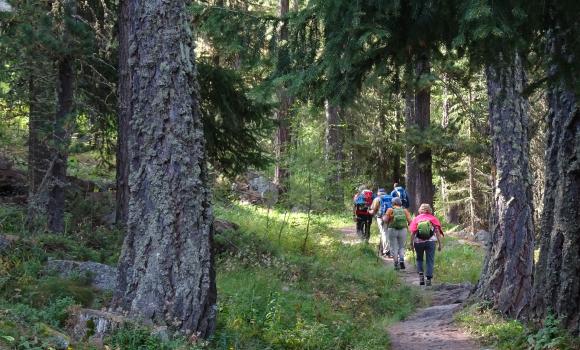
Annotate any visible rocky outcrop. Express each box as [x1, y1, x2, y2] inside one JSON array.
[[231, 172, 279, 205], [44, 260, 117, 292], [474, 230, 491, 245], [68, 309, 126, 346]]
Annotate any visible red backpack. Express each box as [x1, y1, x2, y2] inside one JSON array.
[[354, 190, 374, 215]]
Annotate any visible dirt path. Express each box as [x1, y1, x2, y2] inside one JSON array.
[[337, 226, 483, 350]]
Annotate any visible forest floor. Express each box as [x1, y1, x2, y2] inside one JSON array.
[[338, 226, 484, 350]]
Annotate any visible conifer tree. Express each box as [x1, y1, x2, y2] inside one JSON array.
[[531, 1, 580, 334], [113, 0, 216, 336]]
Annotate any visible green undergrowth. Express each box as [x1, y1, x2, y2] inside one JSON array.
[[0, 203, 120, 349], [456, 303, 580, 350], [211, 202, 418, 349], [435, 236, 483, 284], [0, 200, 421, 349]]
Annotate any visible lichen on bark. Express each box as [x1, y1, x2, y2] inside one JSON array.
[[113, 0, 216, 337]]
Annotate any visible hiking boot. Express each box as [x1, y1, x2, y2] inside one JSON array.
[[394, 262, 400, 270], [399, 261, 406, 270], [419, 273, 425, 285], [426, 277, 432, 286]]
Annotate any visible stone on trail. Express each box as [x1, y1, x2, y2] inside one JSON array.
[[44, 260, 117, 292]]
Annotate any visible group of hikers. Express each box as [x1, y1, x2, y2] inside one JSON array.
[[353, 184, 444, 286]]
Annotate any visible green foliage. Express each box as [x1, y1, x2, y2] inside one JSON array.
[[457, 304, 580, 350], [109, 324, 206, 350], [212, 202, 416, 349], [198, 62, 273, 176], [456, 303, 528, 350], [434, 237, 483, 284], [528, 314, 580, 350]]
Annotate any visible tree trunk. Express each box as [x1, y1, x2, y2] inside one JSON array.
[[115, 0, 131, 228], [393, 106, 402, 183], [531, 28, 580, 335], [47, 56, 73, 233], [324, 99, 343, 185], [112, 0, 216, 336], [440, 78, 449, 221], [405, 56, 433, 213], [27, 77, 53, 228], [474, 52, 534, 318], [467, 90, 476, 233], [274, 0, 291, 190], [375, 110, 389, 186]]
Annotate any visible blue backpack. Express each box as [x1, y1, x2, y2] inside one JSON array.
[[378, 194, 393, 217], [393, 187, 410, 208]]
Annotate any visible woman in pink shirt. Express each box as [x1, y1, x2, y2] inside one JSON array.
[[409, 203, 444, 286]]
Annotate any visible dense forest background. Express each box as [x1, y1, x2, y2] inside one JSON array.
[[0, 0, 578, 349]]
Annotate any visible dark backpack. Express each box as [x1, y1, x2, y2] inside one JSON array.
[[394, 186, 410, 208], [416, 220, 434, 240], [378, 195, 393, 217]]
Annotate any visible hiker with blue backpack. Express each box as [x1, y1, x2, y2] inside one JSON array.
[[369, 188, 392, 256], [409, 203, 444, 286], [383, 197, 412, 270], [391, 183, 410, 208], [353, 185, 374, 242]]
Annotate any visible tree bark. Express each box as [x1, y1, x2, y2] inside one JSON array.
[[115, 0, 131, 228], [531, 28, 580, 335], [324, 99, 343, 185], [27, 76, 53, 228], [467, 90, 476, 233], [405, 56, 433, 213], [112, 0, 216, 336], [46, 56, 73, 233], [274, 0, 291, 190], [393, 106, 402, 183], [474, 52, 534, 318]]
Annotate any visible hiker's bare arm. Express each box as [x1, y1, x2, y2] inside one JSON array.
[[436, 230, 443, 251], [404, 209, 412, 223]]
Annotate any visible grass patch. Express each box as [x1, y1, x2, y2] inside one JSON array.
[[209, 202, 418, 349], [456, 303, 580, 350], [435, 237, 483, 284], [456, 303, 528, 349]]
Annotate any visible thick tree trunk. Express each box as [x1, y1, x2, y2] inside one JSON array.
[[274, 0, 291, 190], [47, 56, 73, 233], [324, 100, 343, 184], [405, 56, 433, 213], [112, 0, 216, 336], [475, 52, 534, 318], [531, 29, 580, 335], [115, 0, 131, 228]]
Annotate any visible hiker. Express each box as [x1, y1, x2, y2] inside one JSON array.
[[409, 203, 444, 286], [353, 185, 374, 242], [391, 183, 410, 208], [383, 197, 412, 269], [369, 188, 392, 257]]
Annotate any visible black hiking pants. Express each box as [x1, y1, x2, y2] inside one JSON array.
[[356, 215, 372, 241]]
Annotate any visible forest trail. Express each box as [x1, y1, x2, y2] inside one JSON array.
[[337, 226, 484, 350]]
